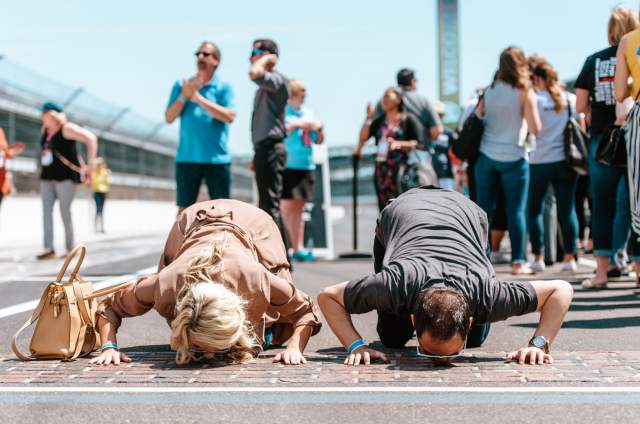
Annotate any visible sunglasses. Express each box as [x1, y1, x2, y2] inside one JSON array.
[[250, 48, 266, 58], [415, 337, 467, 360], [195, 51, 214, 58]]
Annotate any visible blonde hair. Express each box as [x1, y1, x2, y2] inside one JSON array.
[[608, 7, 639, 46], [170, 239, 259, 365], [289, 79, 306, 97]]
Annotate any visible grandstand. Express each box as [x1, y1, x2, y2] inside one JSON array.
[[0, 56, 253, 201]]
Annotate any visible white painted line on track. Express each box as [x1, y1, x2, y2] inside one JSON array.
[[0, 386, 639, 394], [0, 266, 156, 319]]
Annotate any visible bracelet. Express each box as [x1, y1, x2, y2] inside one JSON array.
[[177, 95, 188, 103], [100, 342, 119, 351], [346, 339, 366, 354]]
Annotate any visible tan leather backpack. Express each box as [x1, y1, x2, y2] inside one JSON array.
[[12, 245, 131, 361]]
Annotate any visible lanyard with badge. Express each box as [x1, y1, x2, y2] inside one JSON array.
[[376, 122, 398, 162], [41, 133, 54, 167]]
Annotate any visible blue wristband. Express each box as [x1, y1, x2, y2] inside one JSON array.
[[347, 339, 366, 354], [177, 95, 188, 103], [100, 342, 118, 351]]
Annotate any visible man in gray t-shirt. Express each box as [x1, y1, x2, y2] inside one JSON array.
[[374, 68, 443, 147], [318, 187, 574, 366], [249, 39, 290, 251]]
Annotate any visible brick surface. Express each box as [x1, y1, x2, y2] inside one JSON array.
[[1, 351, 639, 387]]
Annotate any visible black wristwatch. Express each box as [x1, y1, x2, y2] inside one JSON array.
[[528, 335, 550, 354]]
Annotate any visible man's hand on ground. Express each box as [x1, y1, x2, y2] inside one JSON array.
[[273, 347, 307, 365], [506, 347, 553, 365], [344, 346, 387, 366], [89, 348, 132, 366]]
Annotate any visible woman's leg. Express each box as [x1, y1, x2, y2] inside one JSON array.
[[474, 154, 499, 233], [611, 176, 631, 269], [528, 164, 551, 261], [280, 199, 297, 251], [551, 162, 579, 262], [499, 158, 530, 270], [287, 199, 306, 252], [56, 180, 76, 253], [41, 181, 56, 252], [587, 135, 622, 287]]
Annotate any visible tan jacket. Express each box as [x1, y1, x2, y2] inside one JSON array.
[[97, 199, 321, 346]]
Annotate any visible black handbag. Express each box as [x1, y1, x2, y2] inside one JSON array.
[[596, 124, 627, 168], [564, 94, 590, 176], [453, 92, 485, 164]]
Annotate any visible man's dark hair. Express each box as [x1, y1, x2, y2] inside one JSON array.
[[414, 289, 471, 341], [396, 68, 415, 88], [253, 39, 279, 56], [201, 41, 221, 61]]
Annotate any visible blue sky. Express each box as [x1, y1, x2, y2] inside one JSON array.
[[1, 0, 637, 155]]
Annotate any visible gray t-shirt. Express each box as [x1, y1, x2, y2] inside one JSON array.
[[343, 187, 537, 323], [529, 91, 576, 165], [375, 88, 441, 147], [251, 71, 290, 144]]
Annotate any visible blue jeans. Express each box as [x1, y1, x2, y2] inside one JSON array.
[[589, 135, 640, 260], [474, 153, 529, 264], [528, 161, 578, 255]]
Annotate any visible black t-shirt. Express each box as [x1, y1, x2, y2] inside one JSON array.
[[343, 187, 538, 323], [574, 46, 617, 136], [40, 126, 81, 183], [369, 113, 424, 147], [431, 128, 455, 179]]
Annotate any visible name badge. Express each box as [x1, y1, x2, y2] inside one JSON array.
[[41, 149, 53, 167], [0, 151, 5, 169], [376, 139, 389, 162]]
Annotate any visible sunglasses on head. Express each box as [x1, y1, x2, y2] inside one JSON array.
[[195, 51, 214, 58], [250, 48, 267, 58]]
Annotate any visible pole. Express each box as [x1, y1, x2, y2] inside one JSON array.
[[339, 155, 372, 259]]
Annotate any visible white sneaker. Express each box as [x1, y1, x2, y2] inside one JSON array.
[[561, 260, 577, 273], [529, 260, 546, 273]]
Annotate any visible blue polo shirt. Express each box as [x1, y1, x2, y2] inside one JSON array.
[[167, 76, 234, 164], [284, 105, 318, 170]]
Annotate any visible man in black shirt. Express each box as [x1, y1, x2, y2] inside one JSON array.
[[318, 187, 573, 366]]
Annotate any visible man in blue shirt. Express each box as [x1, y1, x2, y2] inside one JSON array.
[[165, 41, 236, 212]]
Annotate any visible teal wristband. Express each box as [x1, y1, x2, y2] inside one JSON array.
[[100, 342, 118, 351], [347, 339, 366, 354], [178, 95, 188, 103]]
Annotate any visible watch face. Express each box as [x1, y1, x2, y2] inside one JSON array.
[[531, 336, 546, 348]]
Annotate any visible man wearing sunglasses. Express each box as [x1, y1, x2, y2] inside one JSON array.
[[166, 41, 236, 213], [249, 39, 291, 251], [318, 187, 574, 366]]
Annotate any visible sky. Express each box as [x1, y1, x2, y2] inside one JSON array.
[[1, 0, 638, 155]]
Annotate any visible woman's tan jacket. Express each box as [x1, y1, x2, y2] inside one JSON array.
[[97, 199, 321, 346]]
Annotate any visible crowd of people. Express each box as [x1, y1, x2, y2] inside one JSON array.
[[6, 7, 640, 370]]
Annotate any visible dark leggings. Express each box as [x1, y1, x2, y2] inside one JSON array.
[[94, 192, 106, 215]]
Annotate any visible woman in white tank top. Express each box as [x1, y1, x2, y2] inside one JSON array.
[[475, 47, 541, 276]]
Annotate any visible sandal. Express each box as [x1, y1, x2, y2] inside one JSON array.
[[581, 278, 608, 290]]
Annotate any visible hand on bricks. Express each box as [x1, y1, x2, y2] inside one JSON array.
[[273, 347, 307, 365], [506, 347, 553, 365], [344, 346, 387, 367], [89, 348, 132, 366]]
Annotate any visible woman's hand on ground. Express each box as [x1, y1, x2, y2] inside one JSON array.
[[506, 347, 552, 365], [344, 346, 387, 366], [273, 347, 307, 365], [89, 348, 132, 366]]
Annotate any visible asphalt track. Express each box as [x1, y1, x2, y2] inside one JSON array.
[[1, 203, 639, 423]]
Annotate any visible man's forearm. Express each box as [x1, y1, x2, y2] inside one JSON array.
[[194, 96, 235, 123], [165, 100, 185, 124], [317, 293, 362, 349], [532, 280, 573, 345]]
